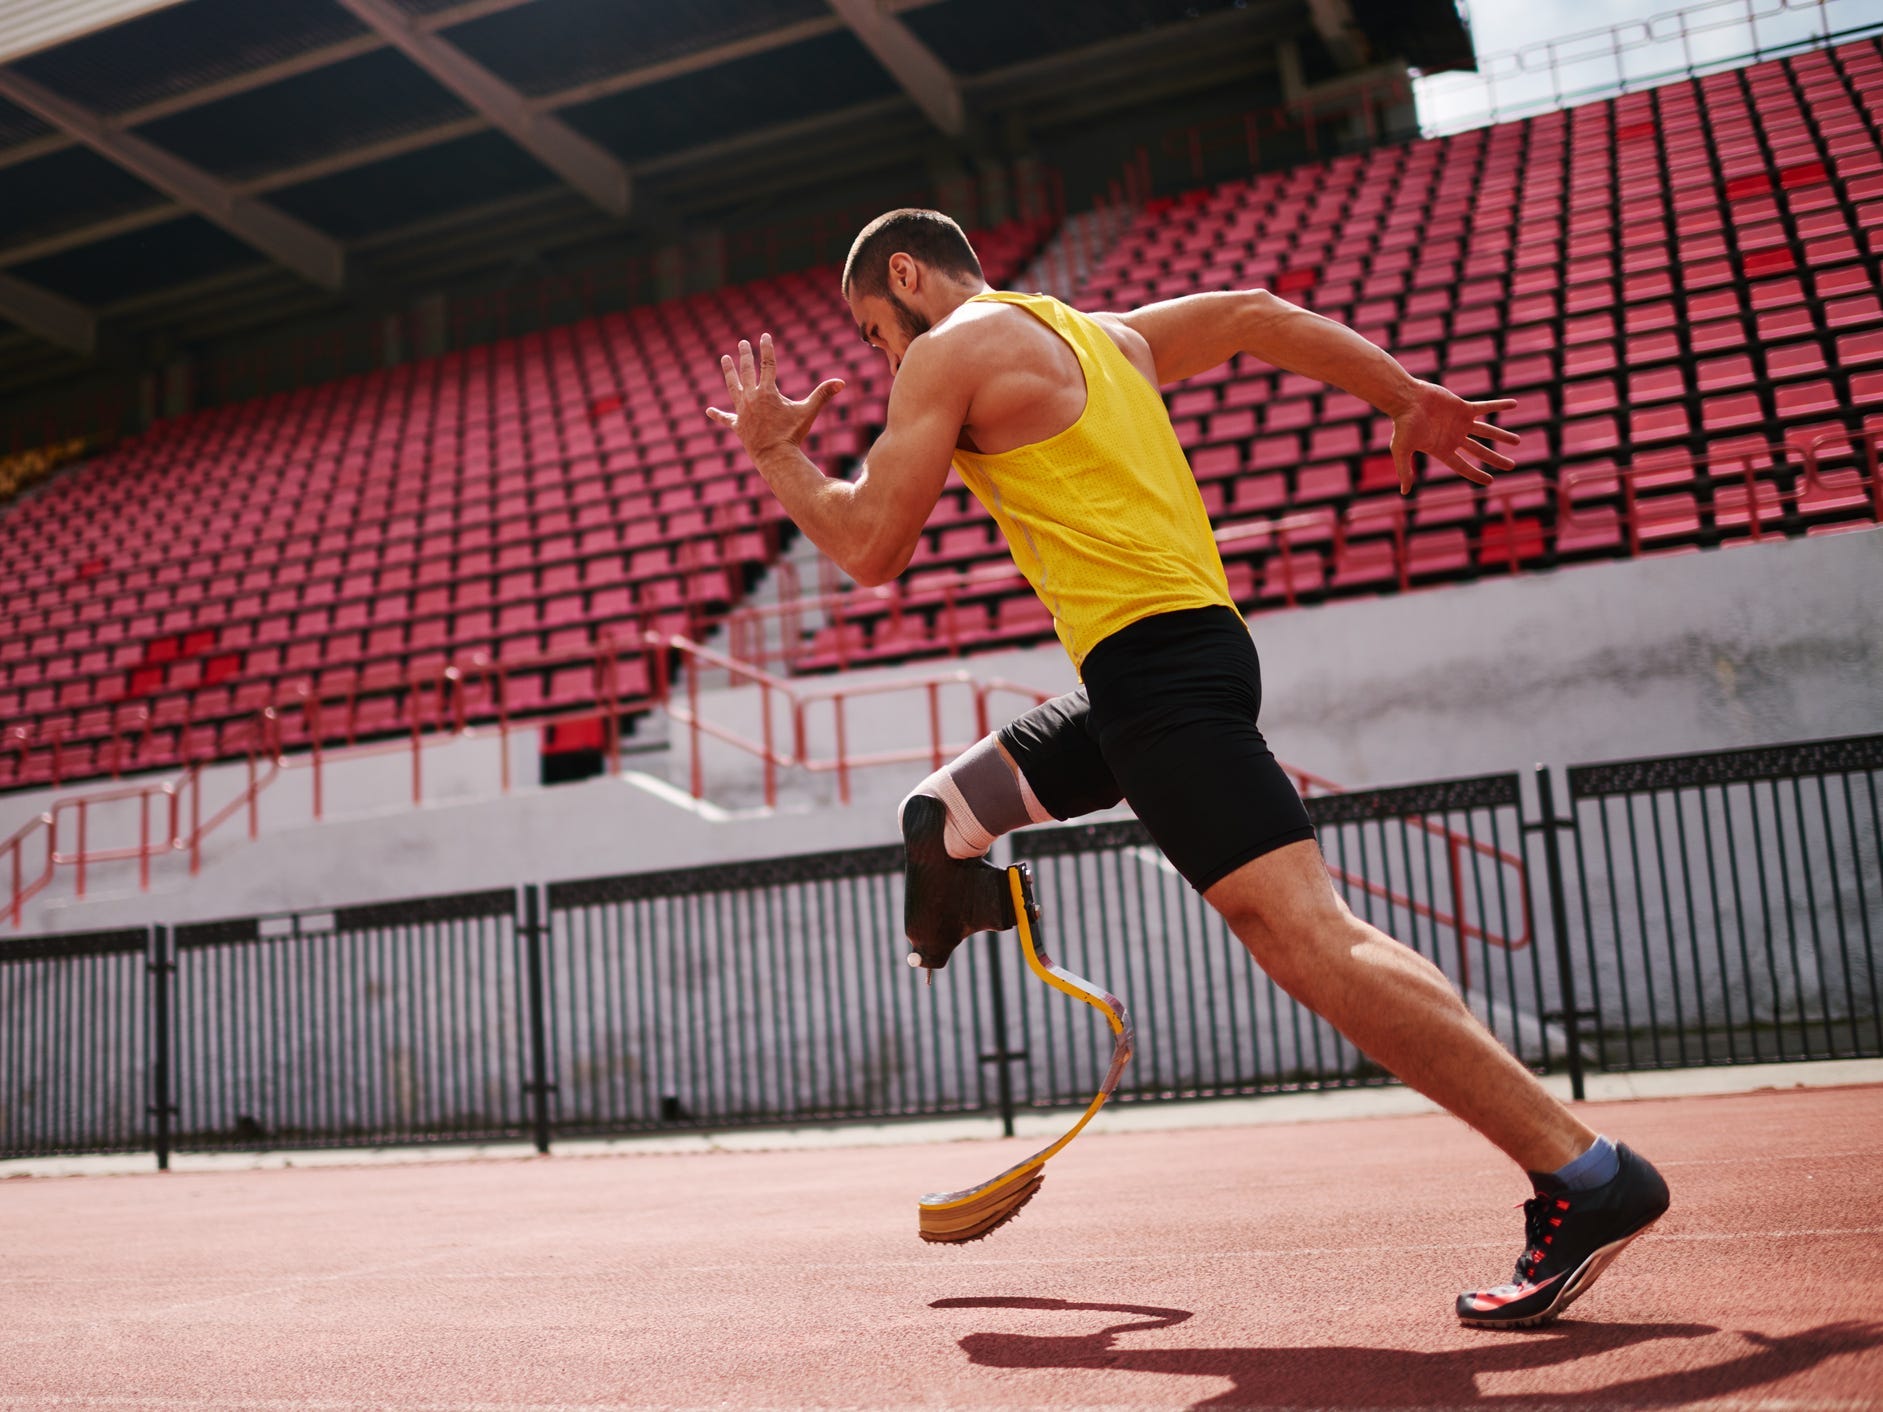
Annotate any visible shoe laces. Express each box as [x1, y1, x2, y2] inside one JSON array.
[[1513, 1190, 1573, 1283]]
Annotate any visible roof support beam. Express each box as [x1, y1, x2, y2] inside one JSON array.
[[825, 0, 964, 137], [525, 15, 844, 113], [0, 269, 94, 354], [0, 0, 984, 276], [331, 0, 632, 218], [0, 0, 540, 176], [0, 0, 951, 177], [0, 68, 344, 289]]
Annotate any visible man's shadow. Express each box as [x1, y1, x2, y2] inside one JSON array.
[[932, 1296, 1883, 1409]]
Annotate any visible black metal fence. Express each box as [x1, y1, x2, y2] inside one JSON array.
[[542, 847, 992, 1133], [166, 891, 533, 1153], [3, 734, 1878, 1167], [1008, 771, 1547, 1110], [1557, 735, 1883, 1071]]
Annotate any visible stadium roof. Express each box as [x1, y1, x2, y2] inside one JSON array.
[[0, 0, 1471, 400]]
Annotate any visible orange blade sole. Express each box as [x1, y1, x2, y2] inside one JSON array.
[[918, 1170, 1044, 1243]]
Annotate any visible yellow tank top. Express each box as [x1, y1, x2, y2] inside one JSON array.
[[950, 290, 1234, 672]]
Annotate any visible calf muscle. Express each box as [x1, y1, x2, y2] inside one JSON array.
[[1206, 840, 1594, 1174]]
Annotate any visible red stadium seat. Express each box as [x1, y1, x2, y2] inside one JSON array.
[[9, 54, 1883, 781]]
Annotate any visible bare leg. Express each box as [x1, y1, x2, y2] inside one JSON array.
[[1205, 838, 1594, 1174]]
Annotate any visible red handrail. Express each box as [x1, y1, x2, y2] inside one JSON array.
[[650, 632, 1531, 972], [1559, 424, 1880, 553], [2, 633, 662, 928], [651, 634, 1056, 810]]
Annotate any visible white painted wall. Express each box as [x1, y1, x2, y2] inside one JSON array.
[[1254, 529, 1883, 786]]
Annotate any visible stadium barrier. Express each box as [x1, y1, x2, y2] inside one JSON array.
[[2, 733, 1876, 1167]]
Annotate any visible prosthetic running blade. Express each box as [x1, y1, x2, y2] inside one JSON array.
[[917, 863, 1134, 1244]]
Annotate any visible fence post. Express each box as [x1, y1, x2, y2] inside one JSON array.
[[1533, 765, 1588, 1102], [521, 885, 555, 1155], [979, 929, 1022, 1138], [148, 925, 176, 1172]]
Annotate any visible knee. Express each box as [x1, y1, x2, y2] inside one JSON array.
[[1220, 896, 1363, 997]]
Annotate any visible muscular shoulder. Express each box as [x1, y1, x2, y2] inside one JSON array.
[[923, 297, 1035, 366], [1084, 311, 1159, 385], [941, 297, 1159, 384], [926, 297, 1153, 379]]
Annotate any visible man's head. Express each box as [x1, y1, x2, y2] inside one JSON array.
[[842, 208, 986, 373]]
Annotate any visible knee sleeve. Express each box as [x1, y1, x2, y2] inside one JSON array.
[[902, 734, 1054, 860]]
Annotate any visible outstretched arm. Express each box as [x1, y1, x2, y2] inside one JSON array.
[[1115, 289, 1521, 494], [707, 333, 964, 586]]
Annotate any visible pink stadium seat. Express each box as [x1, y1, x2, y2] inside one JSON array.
[[866, 615, 936, 662], [1259, 550, 1325, 602], [993, 596, 1055, 641], [1331, 537, 1398, 590], [1556, 506, 1623, 556], [12, 66, 1883, 780], [1635, 493, 1703, 543], [1775, 380, 1842, 418], [1631, 403, 1692, 444], [1294, 463, 1351, 503]]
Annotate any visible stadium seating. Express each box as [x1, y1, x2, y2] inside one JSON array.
[[5, 33, 1883, 787], [0, 220, 1052, 792], [795, 35, 1883, 670]]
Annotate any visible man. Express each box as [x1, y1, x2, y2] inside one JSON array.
[[706, 208, 1668, 1327]]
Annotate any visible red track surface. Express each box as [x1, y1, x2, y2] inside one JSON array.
[[4, 1086, 1880, 1410]]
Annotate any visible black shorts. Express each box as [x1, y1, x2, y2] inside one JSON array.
[[998, 606, 1316, 893]]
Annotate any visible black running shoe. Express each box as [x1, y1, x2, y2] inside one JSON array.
[[1457, 1143, 1670, 1328], [900, 793, 1016, 972]]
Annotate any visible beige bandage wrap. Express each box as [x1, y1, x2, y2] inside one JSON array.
[[904, 734, 1055, 860]]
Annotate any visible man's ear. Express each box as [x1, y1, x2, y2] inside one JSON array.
[[888, 252, 917, 293]]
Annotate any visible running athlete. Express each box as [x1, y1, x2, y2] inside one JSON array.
[[706, 208, 1668, 1327]]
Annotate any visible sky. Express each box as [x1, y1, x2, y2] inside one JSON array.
[[1415, 0, 1883, 134]]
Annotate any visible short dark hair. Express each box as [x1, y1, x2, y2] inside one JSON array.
[[841, 208, 983, 299]]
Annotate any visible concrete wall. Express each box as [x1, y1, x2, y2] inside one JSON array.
[[1252, 528, 1883, 787], [11, 527, 1881, 935]]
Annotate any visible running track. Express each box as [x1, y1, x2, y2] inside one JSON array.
[[3, 1086, 1879, 1410]]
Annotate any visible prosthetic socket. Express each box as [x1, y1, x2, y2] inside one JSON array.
[[900, 735, 1055, 975]]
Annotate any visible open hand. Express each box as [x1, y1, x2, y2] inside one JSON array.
[[1389, 382, 1521, 495], [705, 332, 845, 462]]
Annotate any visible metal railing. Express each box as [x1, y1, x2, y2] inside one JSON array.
[[651, 631, 1056, 808], [165, 891, 534, 1154], [543, 848, 971, 1133], [1554, 734, 1883, 1070], [4, 713, 285, 928], [5, 732, 1875, 1165], [0, 925, 150, 1157], [1, 630, 660, 927]]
